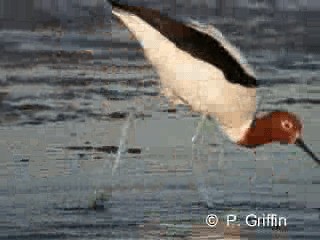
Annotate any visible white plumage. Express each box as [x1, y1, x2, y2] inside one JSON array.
[[111, 7, 256, 142]]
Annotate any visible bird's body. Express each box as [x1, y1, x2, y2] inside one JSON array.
[[111, 2, 256, 142], [109, 1, 319, 164]]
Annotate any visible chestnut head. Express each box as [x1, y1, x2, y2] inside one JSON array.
[[238, 111, 320, 165]]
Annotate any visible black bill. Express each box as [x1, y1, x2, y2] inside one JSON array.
[[295, 138, 320, 165]]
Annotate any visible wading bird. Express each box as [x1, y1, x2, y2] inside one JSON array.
[[109, 1, 320, 164]]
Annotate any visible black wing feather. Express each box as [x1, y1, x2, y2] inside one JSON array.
[[109, 1, 257, 88]]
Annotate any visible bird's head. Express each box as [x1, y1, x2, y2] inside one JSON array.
[[238, 111, 320, 164], [268, 111, 302, 144]]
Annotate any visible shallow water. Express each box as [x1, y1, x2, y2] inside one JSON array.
[[0, 1, 320, 239]]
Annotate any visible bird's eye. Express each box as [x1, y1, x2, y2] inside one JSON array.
[[281, 120, 293, 130]]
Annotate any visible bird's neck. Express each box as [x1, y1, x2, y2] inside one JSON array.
[[237, 114, 273, 148]]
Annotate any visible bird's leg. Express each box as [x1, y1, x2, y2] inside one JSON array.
[[111, 107, 136, 175], [192, 114, 213, 208], [192, 141, 212, 207], [93, 107, 136, 209], [250, 150, 257, 184], [192, 114, 208, 144]]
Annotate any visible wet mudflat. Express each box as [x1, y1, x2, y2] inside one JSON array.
[[0, 3, 320, 239]]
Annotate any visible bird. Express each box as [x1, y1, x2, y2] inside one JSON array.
[[108, 1, 320, 165]]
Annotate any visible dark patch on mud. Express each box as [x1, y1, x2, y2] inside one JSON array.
[[66, 145, 142, 154], [107, 111, 128, 119], [162, 108, 177, 113], [270, 98, 320, 105], [259, 78, 301, 87], [19, 158, 30, 162], [16, 104, 52, 111], [94, 88, 158, 101]]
